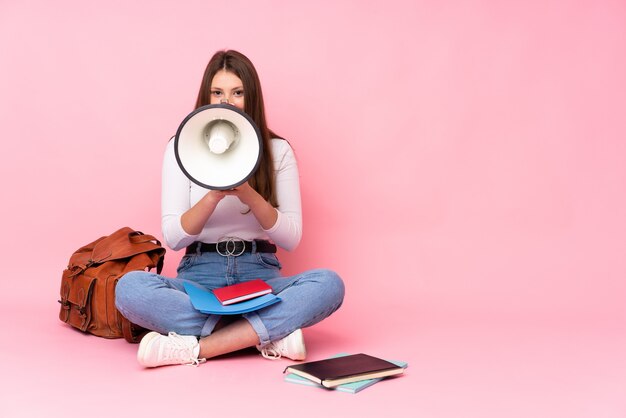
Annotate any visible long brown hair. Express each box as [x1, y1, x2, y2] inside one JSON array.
[[195, 50, 279, 208]]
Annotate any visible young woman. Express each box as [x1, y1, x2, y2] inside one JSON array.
[[115, 50, 345, 367]]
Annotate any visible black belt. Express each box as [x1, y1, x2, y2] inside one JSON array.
[[186, 239, 277, 256]]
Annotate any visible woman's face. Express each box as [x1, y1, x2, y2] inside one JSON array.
[[210, 70, 245, 110]]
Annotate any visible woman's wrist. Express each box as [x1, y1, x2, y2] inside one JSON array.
[[247, 194, 278, 230], [181, 190, 225, 235]]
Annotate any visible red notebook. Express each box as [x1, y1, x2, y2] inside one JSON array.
[[212, 279, 273, 305]]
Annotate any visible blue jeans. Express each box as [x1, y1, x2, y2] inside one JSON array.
[[115, 250, 345, 346]]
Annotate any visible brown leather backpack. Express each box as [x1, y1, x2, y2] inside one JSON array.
[[58, 227, 166, 343]]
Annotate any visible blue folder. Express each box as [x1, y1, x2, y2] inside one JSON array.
[[183, 282, 281, 315]]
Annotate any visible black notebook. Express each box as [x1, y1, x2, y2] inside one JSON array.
[[283, 353, 405, 388]]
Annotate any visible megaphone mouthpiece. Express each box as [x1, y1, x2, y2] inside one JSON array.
[[205, 120, 237, 154]]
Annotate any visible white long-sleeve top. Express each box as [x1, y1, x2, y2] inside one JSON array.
[[161, 137, 302, 252]]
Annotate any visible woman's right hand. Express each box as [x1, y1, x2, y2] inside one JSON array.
[[205, 189, 227, 206]]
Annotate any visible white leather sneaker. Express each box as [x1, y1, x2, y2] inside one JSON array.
[[257, 329, 306, 360], [137, 331, 205, 367]]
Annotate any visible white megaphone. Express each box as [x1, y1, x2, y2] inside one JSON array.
[[174, 104, 263, 190]]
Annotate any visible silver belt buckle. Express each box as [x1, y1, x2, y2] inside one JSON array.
[[216, 237, 246, 257]]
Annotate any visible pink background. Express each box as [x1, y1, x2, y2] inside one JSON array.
[[1, 0, 625, 416]]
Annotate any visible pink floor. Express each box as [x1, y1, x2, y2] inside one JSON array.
[[2, 1, 625, 416], [2, 265, 624, 418]]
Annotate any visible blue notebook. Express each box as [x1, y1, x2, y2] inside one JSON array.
[[283, 353, 408, 393], [184, 282, 281, 315]]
